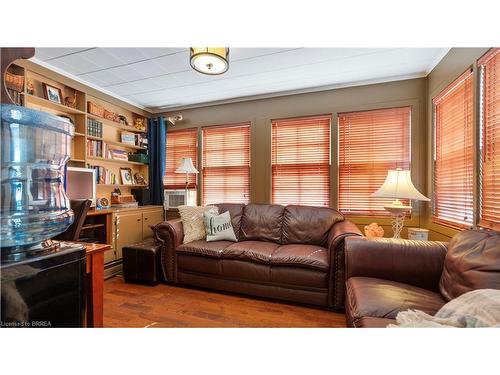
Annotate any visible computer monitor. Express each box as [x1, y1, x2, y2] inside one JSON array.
[[65, 167, 96, 207]]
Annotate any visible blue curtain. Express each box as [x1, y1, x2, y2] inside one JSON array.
[[147, 117, 167, 205]]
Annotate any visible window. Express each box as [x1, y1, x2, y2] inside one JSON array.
[[164, 128, 198, 189], [479, 48, 500, 230], [338, 106, 411, 216], [202, 122, 250, 205], [271, 115, 331, 206], [432, 69, 474, 229]]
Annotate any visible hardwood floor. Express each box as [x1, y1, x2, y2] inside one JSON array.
[[103, 276, 347, 328]]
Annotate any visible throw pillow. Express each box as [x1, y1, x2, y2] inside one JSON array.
[[178, 205, 218, 244], [203, 211, 238, 242]]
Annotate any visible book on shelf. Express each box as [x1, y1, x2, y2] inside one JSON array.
[[87, 117, 103, 137], [86, 139, 103, 157], [87, 164, 117, 184], [109, 148, 129, 161]]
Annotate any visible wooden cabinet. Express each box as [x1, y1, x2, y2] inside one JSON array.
[[115, 211, 144, 260], [142, 209, 164, 238], [104, 206, 164, 277]]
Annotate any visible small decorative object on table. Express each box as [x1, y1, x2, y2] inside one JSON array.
[[133, 117, 145, 131], [26, 79, 35, 95], [96, 197, 110, 210], [64, 91, 77, 108], [407, 228, 429, 241], [364, 222, 384, 238], [42, 83, 63, 104]]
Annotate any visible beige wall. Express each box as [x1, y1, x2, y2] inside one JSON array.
[[424, 48, 490, 241], [161, 78, 428, 237]]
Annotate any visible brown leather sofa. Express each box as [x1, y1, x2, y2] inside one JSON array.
[[345, 229, 500, 327], [154, 203, 362, 309]]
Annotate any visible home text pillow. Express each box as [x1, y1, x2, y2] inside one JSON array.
[[178, 205, 218, 244], [203, 211, 238, 242]]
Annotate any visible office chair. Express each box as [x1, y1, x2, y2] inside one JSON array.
[[54, 199, 92, 241]]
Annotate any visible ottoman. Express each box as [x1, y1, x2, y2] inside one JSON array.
[[123, 238, 163, 284]]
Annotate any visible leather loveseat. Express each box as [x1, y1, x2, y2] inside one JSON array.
[[345, 229, 500, 327], [154, 203, 362, 309]]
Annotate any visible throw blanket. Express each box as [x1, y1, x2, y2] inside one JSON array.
[[388, 289, 500, 328]]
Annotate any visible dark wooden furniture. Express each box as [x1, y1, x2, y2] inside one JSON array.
[[77, 242, 112, 328]]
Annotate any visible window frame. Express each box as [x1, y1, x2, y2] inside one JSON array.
[[271, 114, 332, 207], [337, 106, 412, 217], [164, 127, 199, 190], [431, 68, 475, 230], [201, 122, 251, 206]]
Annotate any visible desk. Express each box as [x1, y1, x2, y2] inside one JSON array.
[[76, 243, 112, 327]]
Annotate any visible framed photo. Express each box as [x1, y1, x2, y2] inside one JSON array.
[[42, 83, 63, 104], [120, 168, 134, 185]]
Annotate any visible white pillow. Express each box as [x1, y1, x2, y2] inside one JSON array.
[[203, 210, 238, 242], [178, 205, 218, 244]]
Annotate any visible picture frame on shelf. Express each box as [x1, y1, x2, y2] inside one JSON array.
[[42, 83, 63, 104], [120, 167, 134, 185]]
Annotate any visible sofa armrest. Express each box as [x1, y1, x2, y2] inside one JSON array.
[[345, 237, 448, 292], [153, 219, 184, 283], [327, 220, 363, 310]]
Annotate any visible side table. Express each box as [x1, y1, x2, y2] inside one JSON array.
[[72, 242, 112, 328]]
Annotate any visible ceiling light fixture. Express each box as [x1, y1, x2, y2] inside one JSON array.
[[190, 47, 229, 75]]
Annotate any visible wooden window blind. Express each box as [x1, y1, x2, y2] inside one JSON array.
[[202, 123, 250, 205], [164, 128, 198, 189], [479, 48, 500, 230], [271, 115, 331, 207], [432, 69, 474, 229], [338, 107, 411, 216]]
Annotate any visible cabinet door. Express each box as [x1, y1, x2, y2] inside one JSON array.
[[115, 211, 143, 260], [142, 209, 164, 239]]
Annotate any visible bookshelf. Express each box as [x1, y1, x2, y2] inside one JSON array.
[[9, 62, 150, 200]]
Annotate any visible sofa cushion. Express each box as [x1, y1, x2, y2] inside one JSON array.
[[240, 204, 284, 243], [271, 266, 328, 288], [439, 229, 500, 301], [214, 203, 245, 239], [222, 241, 279, 263], [282, 205, 344, 246], [346, 277, 446, 326], [177, 240, 234, 258], [271, 244, 329, 271]]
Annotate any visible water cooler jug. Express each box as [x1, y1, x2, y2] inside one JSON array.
[[1, 104, 86, 328]]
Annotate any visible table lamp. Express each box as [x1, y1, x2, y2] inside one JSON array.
[[371, 168, 430, 238], [175, 157, 199, 202]]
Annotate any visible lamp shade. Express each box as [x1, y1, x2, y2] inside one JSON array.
[[190, 47, 229, 75], [175, 157, 199, 174], [372, 169, 430, 201]]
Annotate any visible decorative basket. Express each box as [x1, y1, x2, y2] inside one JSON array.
[[87, 101, 105, 117], [104, 109, 120, 123], [5, 72, 24, 92]]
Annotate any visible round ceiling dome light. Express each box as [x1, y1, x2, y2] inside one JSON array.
[[190, 47, 229, 75]]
